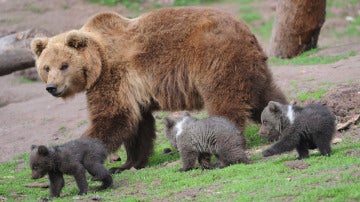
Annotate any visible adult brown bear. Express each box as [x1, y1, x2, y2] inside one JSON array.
[[31, 7, 287, 173]]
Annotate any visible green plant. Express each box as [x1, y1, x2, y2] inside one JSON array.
[[238, 5, 262, 23], [58, 126, 66, 131], [269, 49, 356, 66], [19, 77, 35, 84], [297, 88, 328, 101], [173, 0, 219, 6]]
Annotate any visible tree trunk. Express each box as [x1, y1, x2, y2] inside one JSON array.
[[269, 0, 326, 59], [0, 28, 49, 76]]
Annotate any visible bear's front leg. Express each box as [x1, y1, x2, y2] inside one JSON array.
[[179, 150, 198, 172], [263, 133, 301, 157], [118, 111, 156, 173], [48, 172, 64, 197]]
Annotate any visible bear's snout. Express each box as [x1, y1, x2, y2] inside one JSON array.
[[31, 172, 42, 179], [46, 84, 57, 94]]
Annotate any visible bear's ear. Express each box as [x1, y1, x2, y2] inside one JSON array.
[[31, 37, 48, 57], [66, 30, 88, 50], [268, 101, 281, 113], [31, 145, 38, 151], [163, 117, 175, 128], [37, 145, 49, 156]]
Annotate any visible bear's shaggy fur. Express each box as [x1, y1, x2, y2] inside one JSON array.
[[260, 101, 336, 159], [29, 138, 112, 197], [164, 113, 249, 171], [31, 7, 287, 172]]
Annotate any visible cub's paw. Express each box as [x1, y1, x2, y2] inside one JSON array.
[[178, 167, 191, 172], [109, 167, 122, 174], [262, 149, 274, 157]]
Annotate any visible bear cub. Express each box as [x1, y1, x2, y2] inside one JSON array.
[[30, 138, 112, 197], [260, 101, 336, 159], [164, 112, 249, 172]]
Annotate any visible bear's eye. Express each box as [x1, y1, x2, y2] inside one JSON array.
[[60, 63, 69, 71], [32, 164, 38, 170], [44, 66, 50, 73]]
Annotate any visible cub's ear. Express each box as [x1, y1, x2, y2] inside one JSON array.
[[163, 117, 175, 128], [31, 37, 48, 57], [37, 145, 49, 156], [66, 30, 88, 49], [268, 101, 281, 113]]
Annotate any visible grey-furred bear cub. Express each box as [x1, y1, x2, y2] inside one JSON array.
[[163, 112, 249, 172], [30, 138, 112, 197], [260, 101, 336, 159]]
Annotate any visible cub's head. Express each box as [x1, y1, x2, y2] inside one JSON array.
[[259, 101, 286, 141], [163, 117, 178, 150], [163, 112, 191, 150], [31, 30, 102, 98], [29, 145, 53, 179]]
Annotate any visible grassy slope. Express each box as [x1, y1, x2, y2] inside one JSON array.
[[0, 115, 359, 201]]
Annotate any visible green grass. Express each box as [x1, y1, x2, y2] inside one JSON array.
[[244, 124, 266, 149], [87, 0, 144, 11], [18, 77, 36, 84], [269, 49, 357, 66], [173, 0, 219, 6], [1, 133, 359, 201], [344, 15, 360, 36], [1, 116, 359, 201], [297, 88, 328, 102]]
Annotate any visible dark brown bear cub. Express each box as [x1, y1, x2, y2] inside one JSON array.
[[164, 113, 249, 172], [30, 138, 112, 197], [260, 101, 336, 159]]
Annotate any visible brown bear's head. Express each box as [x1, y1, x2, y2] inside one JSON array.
[[29, 145, 53, 179], [259, 101, 284, 142], [31, 30, 102, 98]]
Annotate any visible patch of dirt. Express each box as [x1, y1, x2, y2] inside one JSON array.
[[284, 161, 310, 169], [345, 149, 360, 157], [0, 0, 359, 165], [162, 185, 220, 201], [319, 83, 360, 123]]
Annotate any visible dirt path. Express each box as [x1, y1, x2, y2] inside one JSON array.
[[0, 0, 359, 163]]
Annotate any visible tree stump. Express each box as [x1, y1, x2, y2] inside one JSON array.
[[0, 28, 50, 76], [269, 0, 326, 58]]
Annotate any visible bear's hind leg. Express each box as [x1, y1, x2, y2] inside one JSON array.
[[198, 153, 212, 169], [314, 137, 332, 156], [85, 162, 112, 190]]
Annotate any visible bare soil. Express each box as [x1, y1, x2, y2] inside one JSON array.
[[0, 0, 359, 163]]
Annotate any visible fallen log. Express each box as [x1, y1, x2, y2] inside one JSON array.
[[0, 28, 50, 76]]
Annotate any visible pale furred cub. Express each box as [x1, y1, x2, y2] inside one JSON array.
[[163, 113, 249, 172], [260, 101, 336, 159]]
